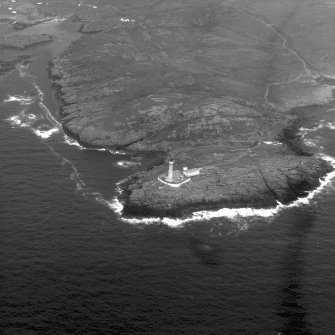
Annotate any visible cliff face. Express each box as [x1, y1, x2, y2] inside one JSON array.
[[49, 0, 334, 216]]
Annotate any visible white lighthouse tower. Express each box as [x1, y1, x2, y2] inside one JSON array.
[[158, 157, 191, 187], [165, 158, 174, 182]]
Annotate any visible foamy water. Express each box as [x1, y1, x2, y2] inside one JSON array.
[[115, 160, 141, 168], [4, 65, 62, 140], [3, 95, 34, 105], [263, 141, 282, 146], [7, 112, 61, 139], [64, 134, 85, 149], [16, 63, 30, 78], [299, 120, 335, 138], [109, 150, 126, 155], [3, 65, 138, 213], [120, 18, 135, 23], [304, 139, 318, 148], [34, 126, 60, 139], [7, 114, 31, 127], [32, 82, 61, 128]]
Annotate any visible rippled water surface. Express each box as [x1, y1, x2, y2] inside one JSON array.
[[1, 26, 335, 335]]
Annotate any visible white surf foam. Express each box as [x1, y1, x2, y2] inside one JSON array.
[[109, 150, 127, 155], [7, 115, 30, 127], [324, 122, 335, 130], [64, 134, 85, 149], [10, 79, 128, 155], [291, 155, 335, 203], [32, 82, 61, 128], [6, 112, 37, 128], [33, 127, 59, 139], [27, 113, 37, 120], [120, 18, 135, 23], [115, 160, 141, 168], [304, 139, 318, 147], [299, 124, 324, 137], [16, 63, 29, 78], [7, 112, 60, 139], [105, 154, 335, 227], [263, 141, 282, 146], [90, 148, 107, 152], [63, 135, 128, 154], [300, 120, 335, 138], [3, 95, 34, 105], [46, 18, 66, 24], [94, 194, 124, 214]]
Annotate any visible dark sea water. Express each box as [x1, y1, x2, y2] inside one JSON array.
[[2, 23, 335, 335]]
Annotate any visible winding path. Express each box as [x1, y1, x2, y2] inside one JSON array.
[[233, 5, 321, 108]]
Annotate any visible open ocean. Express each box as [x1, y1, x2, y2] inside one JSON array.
[[1, 22, 335, 335]]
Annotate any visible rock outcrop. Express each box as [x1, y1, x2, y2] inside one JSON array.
[[0, 34, 52, 49]]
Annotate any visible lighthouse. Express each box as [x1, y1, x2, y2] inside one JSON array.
[[157, 157, 191, 187], [165, 158, 174, 182]]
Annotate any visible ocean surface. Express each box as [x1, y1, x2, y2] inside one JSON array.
[[2, 22, 335, 335]]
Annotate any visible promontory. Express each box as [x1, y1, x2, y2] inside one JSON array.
[[48, 0, 335, 217]]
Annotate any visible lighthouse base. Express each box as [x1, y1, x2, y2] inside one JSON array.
[[158, 170, 190, 187]]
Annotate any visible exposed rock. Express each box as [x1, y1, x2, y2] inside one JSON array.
[[12, 19, 51, 30], [0, 34, 52, 49], [122, 154, 331, 216]]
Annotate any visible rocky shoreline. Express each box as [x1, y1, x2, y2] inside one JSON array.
[[28, 0, 332, 218], [2, 0, 332, 217], [120, 154, 332, 218], [50, 56, 333, 217], [44, 0, 335, 218]]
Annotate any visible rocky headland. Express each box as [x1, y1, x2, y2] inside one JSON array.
[[47, 0, 335, 217], [2, 0, 334, 217]]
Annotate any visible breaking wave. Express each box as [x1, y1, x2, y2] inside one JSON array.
[[32, 82, 61, 128], [6, 111, 60, 139], [8, 65, 130, 155], [263, 141, 282, 146], [7, 111, 37, 127], [16, 63, 30, 78], [64, 134, 85, 149], [6, 68, 62, 140], [34, 126, 60, 139], [299, 120, 335, 137], [103, 154, 335, 227], [109, 150, 126, 155], [115, 160, 141, 168], [3, 95, 34, 105]]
